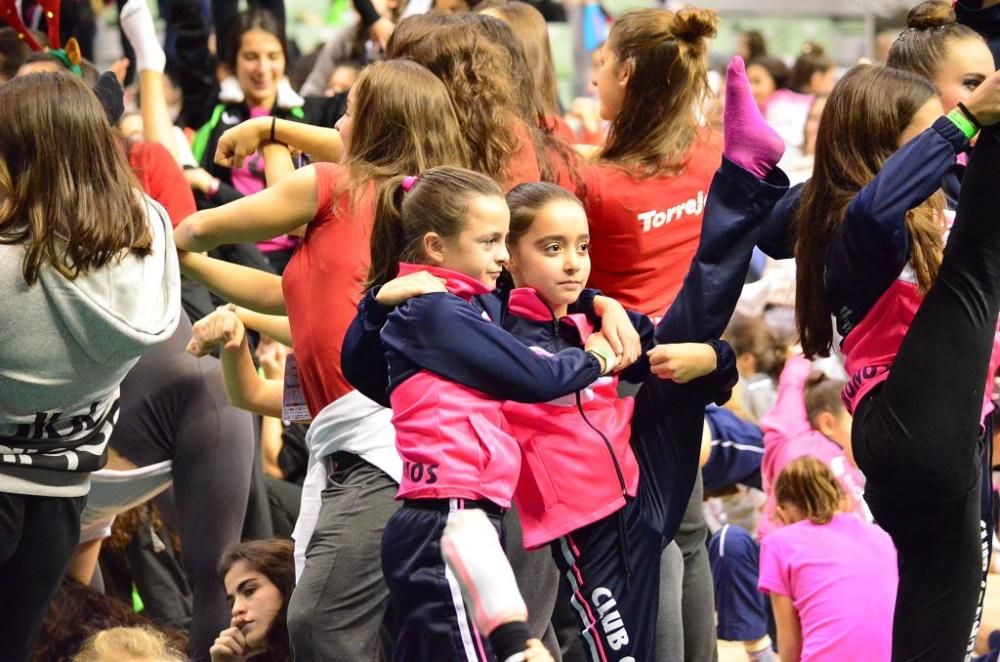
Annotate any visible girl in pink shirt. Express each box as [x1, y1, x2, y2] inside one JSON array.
[[759, 456, 897, 662]]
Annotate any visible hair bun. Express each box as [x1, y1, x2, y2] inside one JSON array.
[[671, 8, 718, 46], [906, 0, 956, 30]]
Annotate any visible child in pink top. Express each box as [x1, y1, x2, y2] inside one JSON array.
[[759, 456, 897, 662], [758, 354, 868, 538]]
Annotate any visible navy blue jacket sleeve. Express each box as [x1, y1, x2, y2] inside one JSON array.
[[341, 289, 393, 407], [385, 293, 603, 403], [701, 404, 764, 492], [830, 117, 968, 305], [656, 157, 791, 345], [757, 183, 803, 260], [842, 116, 968, 268]]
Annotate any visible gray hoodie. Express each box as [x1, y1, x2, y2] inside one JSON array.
[[0, 196, 181, 497]]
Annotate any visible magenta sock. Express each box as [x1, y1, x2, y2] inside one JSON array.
[[723, 56, 785, 179]]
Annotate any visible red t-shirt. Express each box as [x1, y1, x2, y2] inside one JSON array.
[[282, 163, 375, 416], [128, 140, 197, 227], [545, 115, 577, 144], [578, 132, 723, 318], [507, 120, 542, 191]]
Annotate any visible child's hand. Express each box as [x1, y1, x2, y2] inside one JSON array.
[[593, 296, 641, 370], [648, 343, 718, 383], [375, 272, 447, 306], [187, 307, 246, 357]]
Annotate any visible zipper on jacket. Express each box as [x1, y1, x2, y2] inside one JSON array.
[[575, 392, 627, 499], [575, 390, 632, 586]]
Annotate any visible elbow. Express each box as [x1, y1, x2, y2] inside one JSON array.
[[174, 215, 208, 252]]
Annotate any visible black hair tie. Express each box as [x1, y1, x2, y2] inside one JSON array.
[[957, 102, 983, 131]]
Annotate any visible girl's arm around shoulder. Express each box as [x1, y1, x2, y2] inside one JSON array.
[[341, 272, 451, 406], [390, 294, 605, 403]]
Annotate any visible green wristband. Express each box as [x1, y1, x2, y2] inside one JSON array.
[[947, 109, 978, 140]]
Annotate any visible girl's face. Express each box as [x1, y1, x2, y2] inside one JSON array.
[[809, 67, 837, 96], [507, 200, 591, 318], [224, 561, 284, 649], [236, 28, 285, 108], [932, 37, 994, 112], [594, 42, 628, 121], [334, 86, 356, 160], [432, 195, 511, 288], [747, 63, 776, 109], [898, 96, 945, 148]]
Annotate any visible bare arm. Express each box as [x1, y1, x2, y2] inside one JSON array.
[[173, 165, 319, 253], [257, 339, 290, 476], [179, 251, 286, 315], [262, 142, 297, 186], [220, 334, 284, 418], [235, 307, 293, 347], [771, 594, 803, 662], [215, 116, 344, 168], [187, 309, 284, 418], [140, 71, 179, 160]]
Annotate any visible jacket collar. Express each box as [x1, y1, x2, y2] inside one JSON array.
[[397, 263, 492, 302], [507, 287, 594, 341]]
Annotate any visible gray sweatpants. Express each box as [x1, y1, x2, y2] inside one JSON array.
[[505, 507, 563, 660], [286, 459, 400, 661], [656, 472, 718, 662]]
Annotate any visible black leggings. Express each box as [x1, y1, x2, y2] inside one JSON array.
[[110, 314, 256, 662], [852, 128, 1000, 661]]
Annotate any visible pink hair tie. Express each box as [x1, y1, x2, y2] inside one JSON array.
[[402, 175, 419, 192]]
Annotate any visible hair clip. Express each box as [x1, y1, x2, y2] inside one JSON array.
[[402, 175, 418, 192]]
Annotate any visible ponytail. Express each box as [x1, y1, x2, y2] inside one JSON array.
[[365, 167, 504, 291], [774, 456, 844, 525], [367, 175, 410, 291], [600, 7, 717, 178]]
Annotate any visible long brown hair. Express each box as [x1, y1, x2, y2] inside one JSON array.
[[0, 73, 151, 286], [339, 59, 471, 201], [795, 64, 944, 357], [388, 14, 522, 186], [475, 0, 560, 115], [599, 7, 717, 178], [367, 166, 503, 289], [465, 13, 579, 189], [888, 0, 982, 80], [219, 538, 295, 661], [775, 456, 844, 525]]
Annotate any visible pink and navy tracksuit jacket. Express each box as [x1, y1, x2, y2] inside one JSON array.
[[499, 287, 736, 548], [342, 263, 604, 508], [822, 117, 1000, 423]]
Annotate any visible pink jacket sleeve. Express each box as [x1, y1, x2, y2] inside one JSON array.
[[759, 354, 814, 445]]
